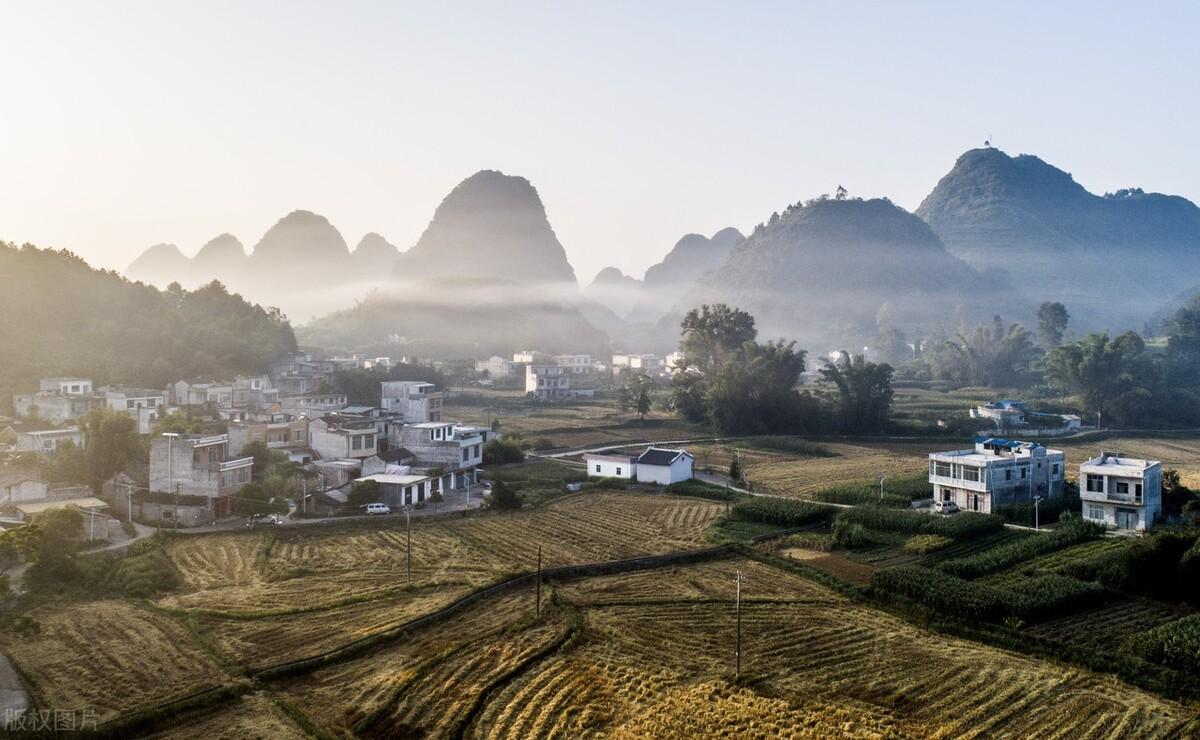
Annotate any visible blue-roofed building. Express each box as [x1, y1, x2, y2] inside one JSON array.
[[928, 438, 1065, 513]]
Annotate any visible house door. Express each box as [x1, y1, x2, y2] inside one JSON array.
[[1115, 509, 1137, 530]]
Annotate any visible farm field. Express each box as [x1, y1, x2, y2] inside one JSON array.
[[148, 692, 305, 740], [275, 558, 1200, 738], [0, 600, 230, 724], [743, 440, 934, 498]]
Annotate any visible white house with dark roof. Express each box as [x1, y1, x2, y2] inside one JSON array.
[[583, 447, 694, 484]]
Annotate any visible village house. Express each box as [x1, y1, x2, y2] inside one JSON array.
[[380, 381, 443, 423], [10, 424, 85, 454], [105, 386, 168, 434], [552, 354, 594, 375], [309, 416, 378, 460], [355, 471, 447, 508], [612, 354, 664, 373], [226, 418, 309, 454], [928, 437, 1065, 514], [12, 378, 102, 424], [583, 453, 636, 479], [526, 365, 570, 400], [1080, 452, 1163, 532], [971, 399, 1082, 436], [583, 447, 695, 484], [475, 355, 521, 379], [390, 422, 485, 488], [512, 350, 538, 364], [148, 433, 253, 523], [279, 392, 347, 418]]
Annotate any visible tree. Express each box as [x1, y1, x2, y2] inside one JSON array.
[[483, 436, 525, 465], [819, 354, 895, 433], [1037, 302, 1070, 348], [941, 316, 1038, 387], [1167, 294, 1200, 383], [487, 479, 522, 510], [728, 452, 742, 482], [348, 479, 382, 508], [82, 408, 142, 490], [151, 410, 202, 436], [678, 304, 757, 373], [1044, 331, 1160, 425], [623, 373, 653, 421], [704, 341, 810, 434], [835, 185, 848, 200], [41, 441, 90, 485]]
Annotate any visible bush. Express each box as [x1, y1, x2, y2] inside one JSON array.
[[833, 519, 869, 548], [836, 507, 1003, 540], [1122, 615, 1200, 674], [939, 515, 1105, 579], [729, 498, 835, 528], [483, 436, 526, 465], [872, 566, 1008, 621], [994, 493, 1080, 527], [904, 534, 953, 554], [665, 480, 742, 502], [741, 437, 835, 457], [1062, 529, 1198, 602], [487, 479, 523, 510], [872, 566, 1106, 623], [348, 480, 382, 507], [783, 532, 835, 551]]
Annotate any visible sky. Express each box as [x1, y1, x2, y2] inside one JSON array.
[[1, 1, 1197, 286]]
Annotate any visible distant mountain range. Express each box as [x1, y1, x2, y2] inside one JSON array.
[[917, 147, 1200, 328], [121, 147, 1200, 353]]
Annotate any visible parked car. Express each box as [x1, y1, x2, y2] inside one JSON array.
[[934, 500, 960, 514], [246, 513, 283, 527], [365, 502, 392, 516]]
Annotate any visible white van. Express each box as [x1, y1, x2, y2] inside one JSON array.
[[365, 503, 392, 516]]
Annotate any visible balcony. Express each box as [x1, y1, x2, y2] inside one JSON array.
[[1081, 488, 1142, 505], [929, 473, 987, 493]]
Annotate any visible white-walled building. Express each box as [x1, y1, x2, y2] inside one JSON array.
[[526, 365, 570, 400], [583, 453, 636, 479], [13, 425, 85, 454], [512, 350, 538, 364], [1080, 452, 1162, 532], [309, 417, 378, 460], [39, 378, 94, 395], [475, 356, 520, 379], [552, 354, 593, 374], [583, 447, 694, 484], [928, 437, 1065, 514], [380, 381, 443, 423]]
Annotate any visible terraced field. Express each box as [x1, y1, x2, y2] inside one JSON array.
[[1027, 598, 1196, 653], [273, 560, 1200, 738], [149, 693, 304, 740], [0, 601, 229, 724]]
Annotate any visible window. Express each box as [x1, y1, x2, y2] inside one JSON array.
[[1115, 481, 1129, 494], [462, 448, 469, 462], [1052, 464, 1060, 476], [595, 464, 601, 473], [934, 462, 952, 478], [352, 435, 362, 450], [961, 466, 980, 482], [126, 400, 135, 409], [616, 467, 622, 476], [1004, 469, 1012, 481], [1086, 474, 1105, 493], [1135, 483, 1142, 498], [1086, 504, 1104, 521], [1020, 467, 1027, 479]]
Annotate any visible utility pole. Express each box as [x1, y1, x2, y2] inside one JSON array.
[[734, 570, 744, 681], [536, 545, 542, 617], [302, 476, 307, 515], [1034, 495, 1044, 531], [405, 504, 412, 587], [879, 474, 887, 501]]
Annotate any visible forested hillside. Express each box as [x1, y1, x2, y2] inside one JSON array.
[[0, 243, 297, 400]]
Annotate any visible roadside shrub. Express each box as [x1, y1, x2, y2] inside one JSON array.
[[742, 437, 835, 457], [994, 493, 1080, 527], [872, 566, 1007, 621], [904, 534, 953, 554], [665, 480, 742, 502], [836, 507, 1003, 540], [730, 498, 835, 528], [1122, 615, 1200, 675], [812, 486, 911, 508], [939, 515, 1105, 579], [832, 519, 869, 548]]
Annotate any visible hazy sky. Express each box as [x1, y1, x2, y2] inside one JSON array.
[[2, 1, 1197, 286]]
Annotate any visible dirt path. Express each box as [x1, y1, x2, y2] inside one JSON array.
[[0, 654, 30, 727]]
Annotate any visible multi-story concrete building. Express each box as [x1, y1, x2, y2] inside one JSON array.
[[1080, 452, 1163, 532], [148, 433, 253, 520], [390, 422, 484, 488], [612, 354, 665, 373], [526, 365, 570, 400], [279, 392, 347, 418], [512, 350, 538, 364], [475, 356, 520, 379], [105, 387, 167, 433], [13, 378, 103, 424], [226, 418, 309, 455], [380, 381, 442, 422], [309, 416, 378, 460], [928, 437, 1065, 514], [552, 354, 593, 375]]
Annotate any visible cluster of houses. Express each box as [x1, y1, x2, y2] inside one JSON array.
[[475, 350, 685, 401], [1, 364, 493, 527], [929, 437, 1163, 532]]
